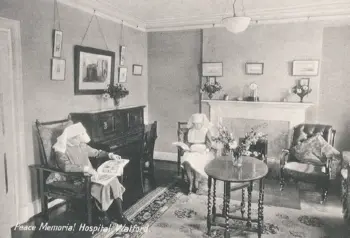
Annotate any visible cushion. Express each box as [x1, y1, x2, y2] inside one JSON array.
[[284, 162, 327, 183], [37, 120, 73, 167], [291, 134, 340, 165]]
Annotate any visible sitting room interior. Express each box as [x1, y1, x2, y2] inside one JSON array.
[[2, 0, 350, 237]]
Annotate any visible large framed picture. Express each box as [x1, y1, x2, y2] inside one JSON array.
[[53, 30, 63, 58], [51, 58, 65, 81], [245, 62, 264, 75], [202, 62, 223, 77], [74, 45, 115, 95], [292, 60, 319, 76]]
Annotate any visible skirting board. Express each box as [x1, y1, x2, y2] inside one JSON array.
[[154, 151, 177, 162], [18, 198, 65, 224]]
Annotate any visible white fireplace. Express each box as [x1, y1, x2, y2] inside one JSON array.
[[202, 100, 314, 158]]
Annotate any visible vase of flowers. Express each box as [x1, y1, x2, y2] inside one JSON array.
[[291, 83, 312, 103], [201, 81, 222, 99], [104, 83, 129, 107], [213, 124, 268, 167]]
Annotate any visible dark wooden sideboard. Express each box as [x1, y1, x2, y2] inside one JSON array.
[[70, 105, 146, 209]]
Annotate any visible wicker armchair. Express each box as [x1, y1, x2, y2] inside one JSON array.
[[29, 118, 97, 224], [280, 124, 340, 204]]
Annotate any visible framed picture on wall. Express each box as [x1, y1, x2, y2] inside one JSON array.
[[118, 67, 127, 83], [51, 58, 65, 81], [132, 64, 143, 75], [74, 45, 115, 94], [245, 62, 264, 75], [292, 60, 319, 76], [202, 62, 223, 77], [119, 45, 126, 66], [53, 30, 63, 58], [208, 76, 216, 85]]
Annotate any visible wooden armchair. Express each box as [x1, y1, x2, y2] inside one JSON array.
[[177, 122, 188, 179], [143, 121, 157, 184], [29, 118, 95, 224], [280, 124, 340, 204]]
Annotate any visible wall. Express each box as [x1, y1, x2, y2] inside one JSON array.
[[0, 0, 148, 222], [148, 30, 201, 153], [319, 25, 350, 151], [202, 24, 324, 121]]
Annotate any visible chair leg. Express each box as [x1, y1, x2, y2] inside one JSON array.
[[321, 179, 330, 205], [280, 168, 285, 191], [39, 170, 48, 221]]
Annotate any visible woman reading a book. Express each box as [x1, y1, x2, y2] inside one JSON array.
[[48, 122, 131, 226], [181, 113, 214, 194]]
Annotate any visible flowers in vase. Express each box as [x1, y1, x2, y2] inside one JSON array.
[[104, 83, 129, 103], [212, 123, 268, 159], [291, 81, 312, 102], [200, 81, 222, 99]]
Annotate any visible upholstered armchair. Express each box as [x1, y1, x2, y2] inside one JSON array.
[[280, 124, 341, 204]]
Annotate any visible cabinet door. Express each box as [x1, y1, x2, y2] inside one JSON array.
[[127, 109, 143, 130]]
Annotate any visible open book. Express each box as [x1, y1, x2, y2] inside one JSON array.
[[91, 159, 129, 186], [172, 142, 207, 153]]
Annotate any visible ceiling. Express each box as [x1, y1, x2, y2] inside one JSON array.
[[58, 0, 350, 31]]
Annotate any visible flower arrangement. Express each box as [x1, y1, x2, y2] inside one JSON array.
[[201, 81, 222, 99], [213, 123, 268, 164], [103, 83, 129, 106], [291, 83, 312, 102]]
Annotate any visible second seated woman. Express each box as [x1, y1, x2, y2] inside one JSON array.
[[182, 113, 215, 194]]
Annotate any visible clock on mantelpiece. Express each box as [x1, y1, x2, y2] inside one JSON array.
[[244, 83, 259, 101]]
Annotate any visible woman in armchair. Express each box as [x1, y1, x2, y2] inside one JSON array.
[[48, 122, 131, 226], [182, 113, 215, 194]]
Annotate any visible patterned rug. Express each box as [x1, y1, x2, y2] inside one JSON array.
[[109, 181, 346, 238]]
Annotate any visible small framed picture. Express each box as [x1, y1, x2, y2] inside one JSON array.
[[202, 62, 223, 77], [298, 78, 310, 87], [53, 30, 63, 58], [132, 64, 143, 76], [292, 60, 319, 76], [245, 62, 264, 75], [51, 58, 65, 81], [208, 77, 216, 85], [118, 67, 127, 83], [119, 45, 126, 66]]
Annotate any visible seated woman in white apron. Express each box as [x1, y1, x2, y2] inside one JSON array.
[[49, 122, 131, 226], [182, 113, 215, 194]]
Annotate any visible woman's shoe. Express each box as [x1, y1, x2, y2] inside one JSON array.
[[118, 215, 132, 226], [99, 211, 111, 226]]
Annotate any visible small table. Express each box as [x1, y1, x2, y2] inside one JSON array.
[[205, 156, 269, 238]]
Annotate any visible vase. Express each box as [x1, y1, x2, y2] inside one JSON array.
[[113, 98, 120, 107], [208, 93, 213, 99], [231, 151, 243, 168], [299, 95, 304, 103]]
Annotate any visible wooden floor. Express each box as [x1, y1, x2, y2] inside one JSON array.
[[11, 160, 179, 238]]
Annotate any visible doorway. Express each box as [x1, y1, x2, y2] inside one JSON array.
[[0, 17, 25, 237]]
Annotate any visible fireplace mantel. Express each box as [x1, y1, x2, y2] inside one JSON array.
[[202, 99, 314, 129]]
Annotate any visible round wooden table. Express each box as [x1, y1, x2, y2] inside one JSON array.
[[205, 156, 269, 238]]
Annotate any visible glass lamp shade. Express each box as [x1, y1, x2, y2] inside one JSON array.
[[222, 16, 251, 33]]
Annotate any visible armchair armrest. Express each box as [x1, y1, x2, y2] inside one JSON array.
[[29, 164, 90, 177], [280, 149, 290, 167]]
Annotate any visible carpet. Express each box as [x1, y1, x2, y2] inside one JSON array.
[[110, 181, 346, 238]]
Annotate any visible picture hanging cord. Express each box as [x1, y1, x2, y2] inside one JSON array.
[[53, 0, 61, 30], [80, 9, 109, 50], [120, 20, 124, 45]]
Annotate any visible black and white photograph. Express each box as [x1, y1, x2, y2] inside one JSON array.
[[74, 45, 115, 94], [3, 1, 350, 238]]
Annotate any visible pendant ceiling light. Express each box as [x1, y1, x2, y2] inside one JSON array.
[[222, 0, 251, 33]]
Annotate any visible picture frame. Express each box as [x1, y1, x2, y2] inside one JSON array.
[[74, 45, 115, 95], [202, 62, 223, 77], [132, 64, 143, 76], [53, 30, 63, 58], [119, 45, 126, 66], [298, 78, 310, 87], [292, 60, 319, 76], [208, 76, 216, 85], [118, 67, 127, 83], [51, 58, 66, 81], [245, 62, 264, 75]]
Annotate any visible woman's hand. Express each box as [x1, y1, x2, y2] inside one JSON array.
[[84, 166, 98, 178], [109, 153, 121, 160]]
